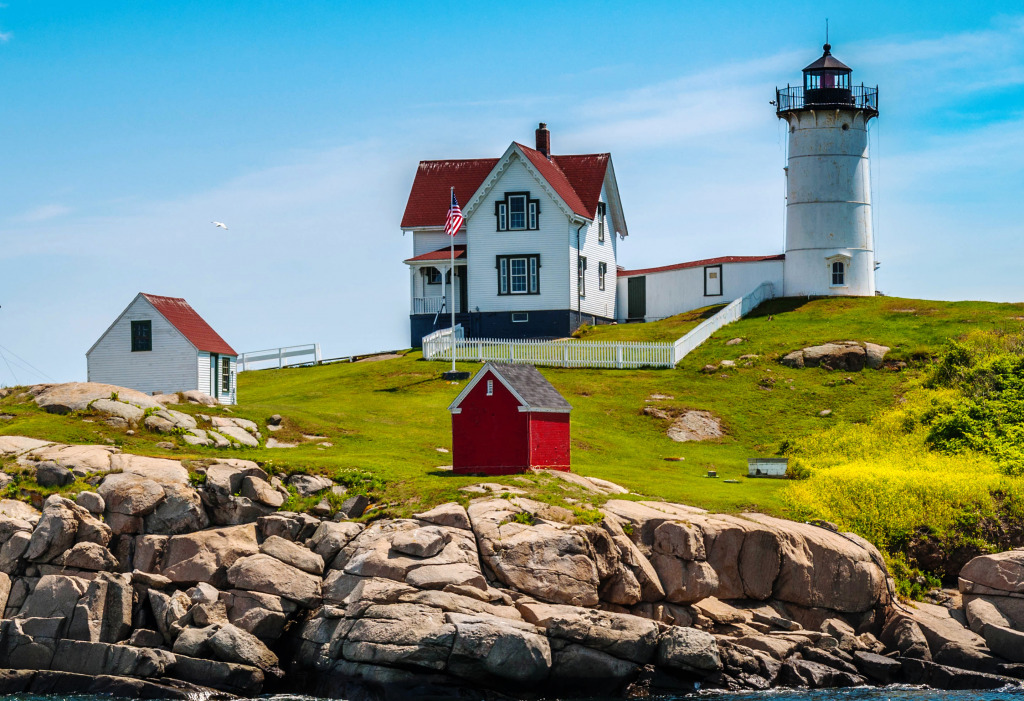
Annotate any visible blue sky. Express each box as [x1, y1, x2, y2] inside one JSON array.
[[2, 1, 1023, 383]]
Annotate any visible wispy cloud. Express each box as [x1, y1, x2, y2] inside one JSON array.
[[0, 31, 11, 43], [13, 203, 72, 222], [13, 204, 71, 223]]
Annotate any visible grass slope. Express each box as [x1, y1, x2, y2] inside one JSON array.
[[4, 296, 1024, 522]]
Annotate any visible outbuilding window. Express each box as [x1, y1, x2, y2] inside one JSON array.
[[497, 254, 540, 295], [495, 192, 540, 231], [221, 357, 231, 394], [597, 202, 607, 243], [832, 261, 845, 286], [131, 320, 152, 352]]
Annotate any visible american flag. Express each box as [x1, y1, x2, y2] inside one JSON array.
[[444, 190, 464, 237]]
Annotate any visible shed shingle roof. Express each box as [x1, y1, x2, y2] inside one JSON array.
[[142, 294, 237, 356], [488, 363, 572, 412], [404, 245, 467, 263]]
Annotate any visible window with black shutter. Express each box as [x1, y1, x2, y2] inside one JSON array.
[[131, 320, 152, 352]]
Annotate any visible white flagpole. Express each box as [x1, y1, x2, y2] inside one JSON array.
[[450, 186, 456, 374]]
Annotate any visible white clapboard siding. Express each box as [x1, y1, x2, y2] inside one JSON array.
[[413, 230, 467, 256], [571, 183, 617, 320], [197, 352, 211, 395], [466, 154, 571, 313], [87, 295, 199, 395]]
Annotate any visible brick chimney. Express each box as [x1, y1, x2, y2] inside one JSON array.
[[535, 122, 550, 158]]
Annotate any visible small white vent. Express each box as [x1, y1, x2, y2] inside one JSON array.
[[486, 380, 493, 396], [512, 312, 529, 323]]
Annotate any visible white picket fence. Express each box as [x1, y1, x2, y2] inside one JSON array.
[[423, 281, 775, 370]]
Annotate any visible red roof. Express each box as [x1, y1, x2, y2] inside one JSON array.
[[400, 144, 610, 228], [141, 294, 237, 356], [619, 254, 785, 277], [404, 245, 467, 263], [400, 159, 499, 229]]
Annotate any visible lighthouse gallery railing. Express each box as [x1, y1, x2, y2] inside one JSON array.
[[775, 85, 878, 115]]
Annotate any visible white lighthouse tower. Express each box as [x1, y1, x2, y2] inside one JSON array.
[[777, 43, 878, 297]]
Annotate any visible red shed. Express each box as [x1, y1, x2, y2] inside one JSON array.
[[448, 363, 572, 475]]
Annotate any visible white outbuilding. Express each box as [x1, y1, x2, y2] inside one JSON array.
[[86, 293, 239, 404]]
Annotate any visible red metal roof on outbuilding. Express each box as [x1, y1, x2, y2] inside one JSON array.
[[142, 294, 238, 356], [619, 254, 785, 277]]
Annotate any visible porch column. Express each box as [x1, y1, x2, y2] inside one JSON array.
[[409, 267, 416, 314]]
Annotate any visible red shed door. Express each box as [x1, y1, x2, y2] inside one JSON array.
[[529, 412, 570, 470], [452, 370, 530, 475]]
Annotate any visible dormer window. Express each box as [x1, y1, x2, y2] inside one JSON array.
[[597, 202, 607, 243], [496, 192, 540, 231]]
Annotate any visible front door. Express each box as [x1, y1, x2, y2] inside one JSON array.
[[210, 353, 219, 399], [458, 268, 468, 314], [627, 276, 646, 320], [704, 265, 723, 296]]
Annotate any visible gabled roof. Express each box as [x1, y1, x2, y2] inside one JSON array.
[[141, 294, 237, 356], [619, 254, 785, 277], [404, 245, 467, 264], [449, 362, 572, 414], [401, 144, 612, 228]]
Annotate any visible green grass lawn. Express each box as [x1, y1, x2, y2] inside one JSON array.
[[571, 305, 726, 343], [5, 295, 1024, 520]]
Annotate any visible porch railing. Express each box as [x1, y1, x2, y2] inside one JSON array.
[[412, 296, 446, 315], [421, 281, 775, 370]]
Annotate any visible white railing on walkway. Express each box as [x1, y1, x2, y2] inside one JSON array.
[[412, 296, 446, 315], [238, 344, 321, 372], [422, 281, 774, 370], [672, 282, 775, 361]]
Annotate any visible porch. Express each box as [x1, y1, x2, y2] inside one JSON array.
[[406, 245, 468, 316]]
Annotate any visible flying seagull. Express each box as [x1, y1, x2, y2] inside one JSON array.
[[212, 221, 228, 230]]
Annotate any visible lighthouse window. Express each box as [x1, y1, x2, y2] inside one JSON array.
[[832, 262, 846, 286]]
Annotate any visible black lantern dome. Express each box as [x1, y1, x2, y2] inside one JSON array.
[[775, 43, 878, 116]]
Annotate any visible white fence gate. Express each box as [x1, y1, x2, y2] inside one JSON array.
[[422, 282, 774, 370]]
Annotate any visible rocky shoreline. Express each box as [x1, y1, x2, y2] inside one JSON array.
[[0, 431, 1023, 699]]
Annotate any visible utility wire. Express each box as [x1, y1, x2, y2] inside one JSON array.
[[0, 343, 56, 383], [0, 348, 19, 386]]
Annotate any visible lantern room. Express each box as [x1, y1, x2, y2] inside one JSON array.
[[803, 43, 853, 105], [776, 43, 878, 116]]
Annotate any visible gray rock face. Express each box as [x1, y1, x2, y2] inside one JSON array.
[[91, 399, 145, 423], [982, 624, 1024, 663], [518, 600, 660, 664], [961, 550, 1024, 594], [469, 500, 601, 607], [208, 623, 279, 671], [75, 492, 105, 515], [391, 527, 446, 558], [656, 626, 722, 674], [308, 521, 364, 563], [341, 603, 456, 672], [33, 383, 163, 414], [161, 524, 260, 587], [60, 542, 118, 571], [25, 499, 80, 562], [34, 462, 74, 488], [288, 474, 333, 497], [227, 553, 322, 608], [446, 613, 552, 685], [260, 535, 325, 575], [414, 503, 471, 531]]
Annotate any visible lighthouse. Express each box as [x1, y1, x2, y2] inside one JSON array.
[[776, 43, 878, 297]]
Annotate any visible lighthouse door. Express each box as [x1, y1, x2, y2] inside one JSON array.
[[704, 265, 723, 297]]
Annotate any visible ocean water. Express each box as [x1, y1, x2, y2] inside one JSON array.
[[2, 691, 1023, 701]]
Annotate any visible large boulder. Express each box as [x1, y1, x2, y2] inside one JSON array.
[[33, 383, 163, 414], [517, 600, 660, 663], [341, 603, 456, 672], [260, 535, 325, 575], [227, 553, 322, 608], [469, 500, 601, 607], [160, 524, 260, 587], [655, 626, 722, 675], [780, 342, 874, 371], [24, 498, 80, 562], [446, 612, 552, 686], [960, 550, 1024, 595], [208, 623, 279, 672]]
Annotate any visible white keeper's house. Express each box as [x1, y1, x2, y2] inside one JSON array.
[[401, 43, 879, 343], [401, 123, 628, 346], [87, 293, 239, 404]]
